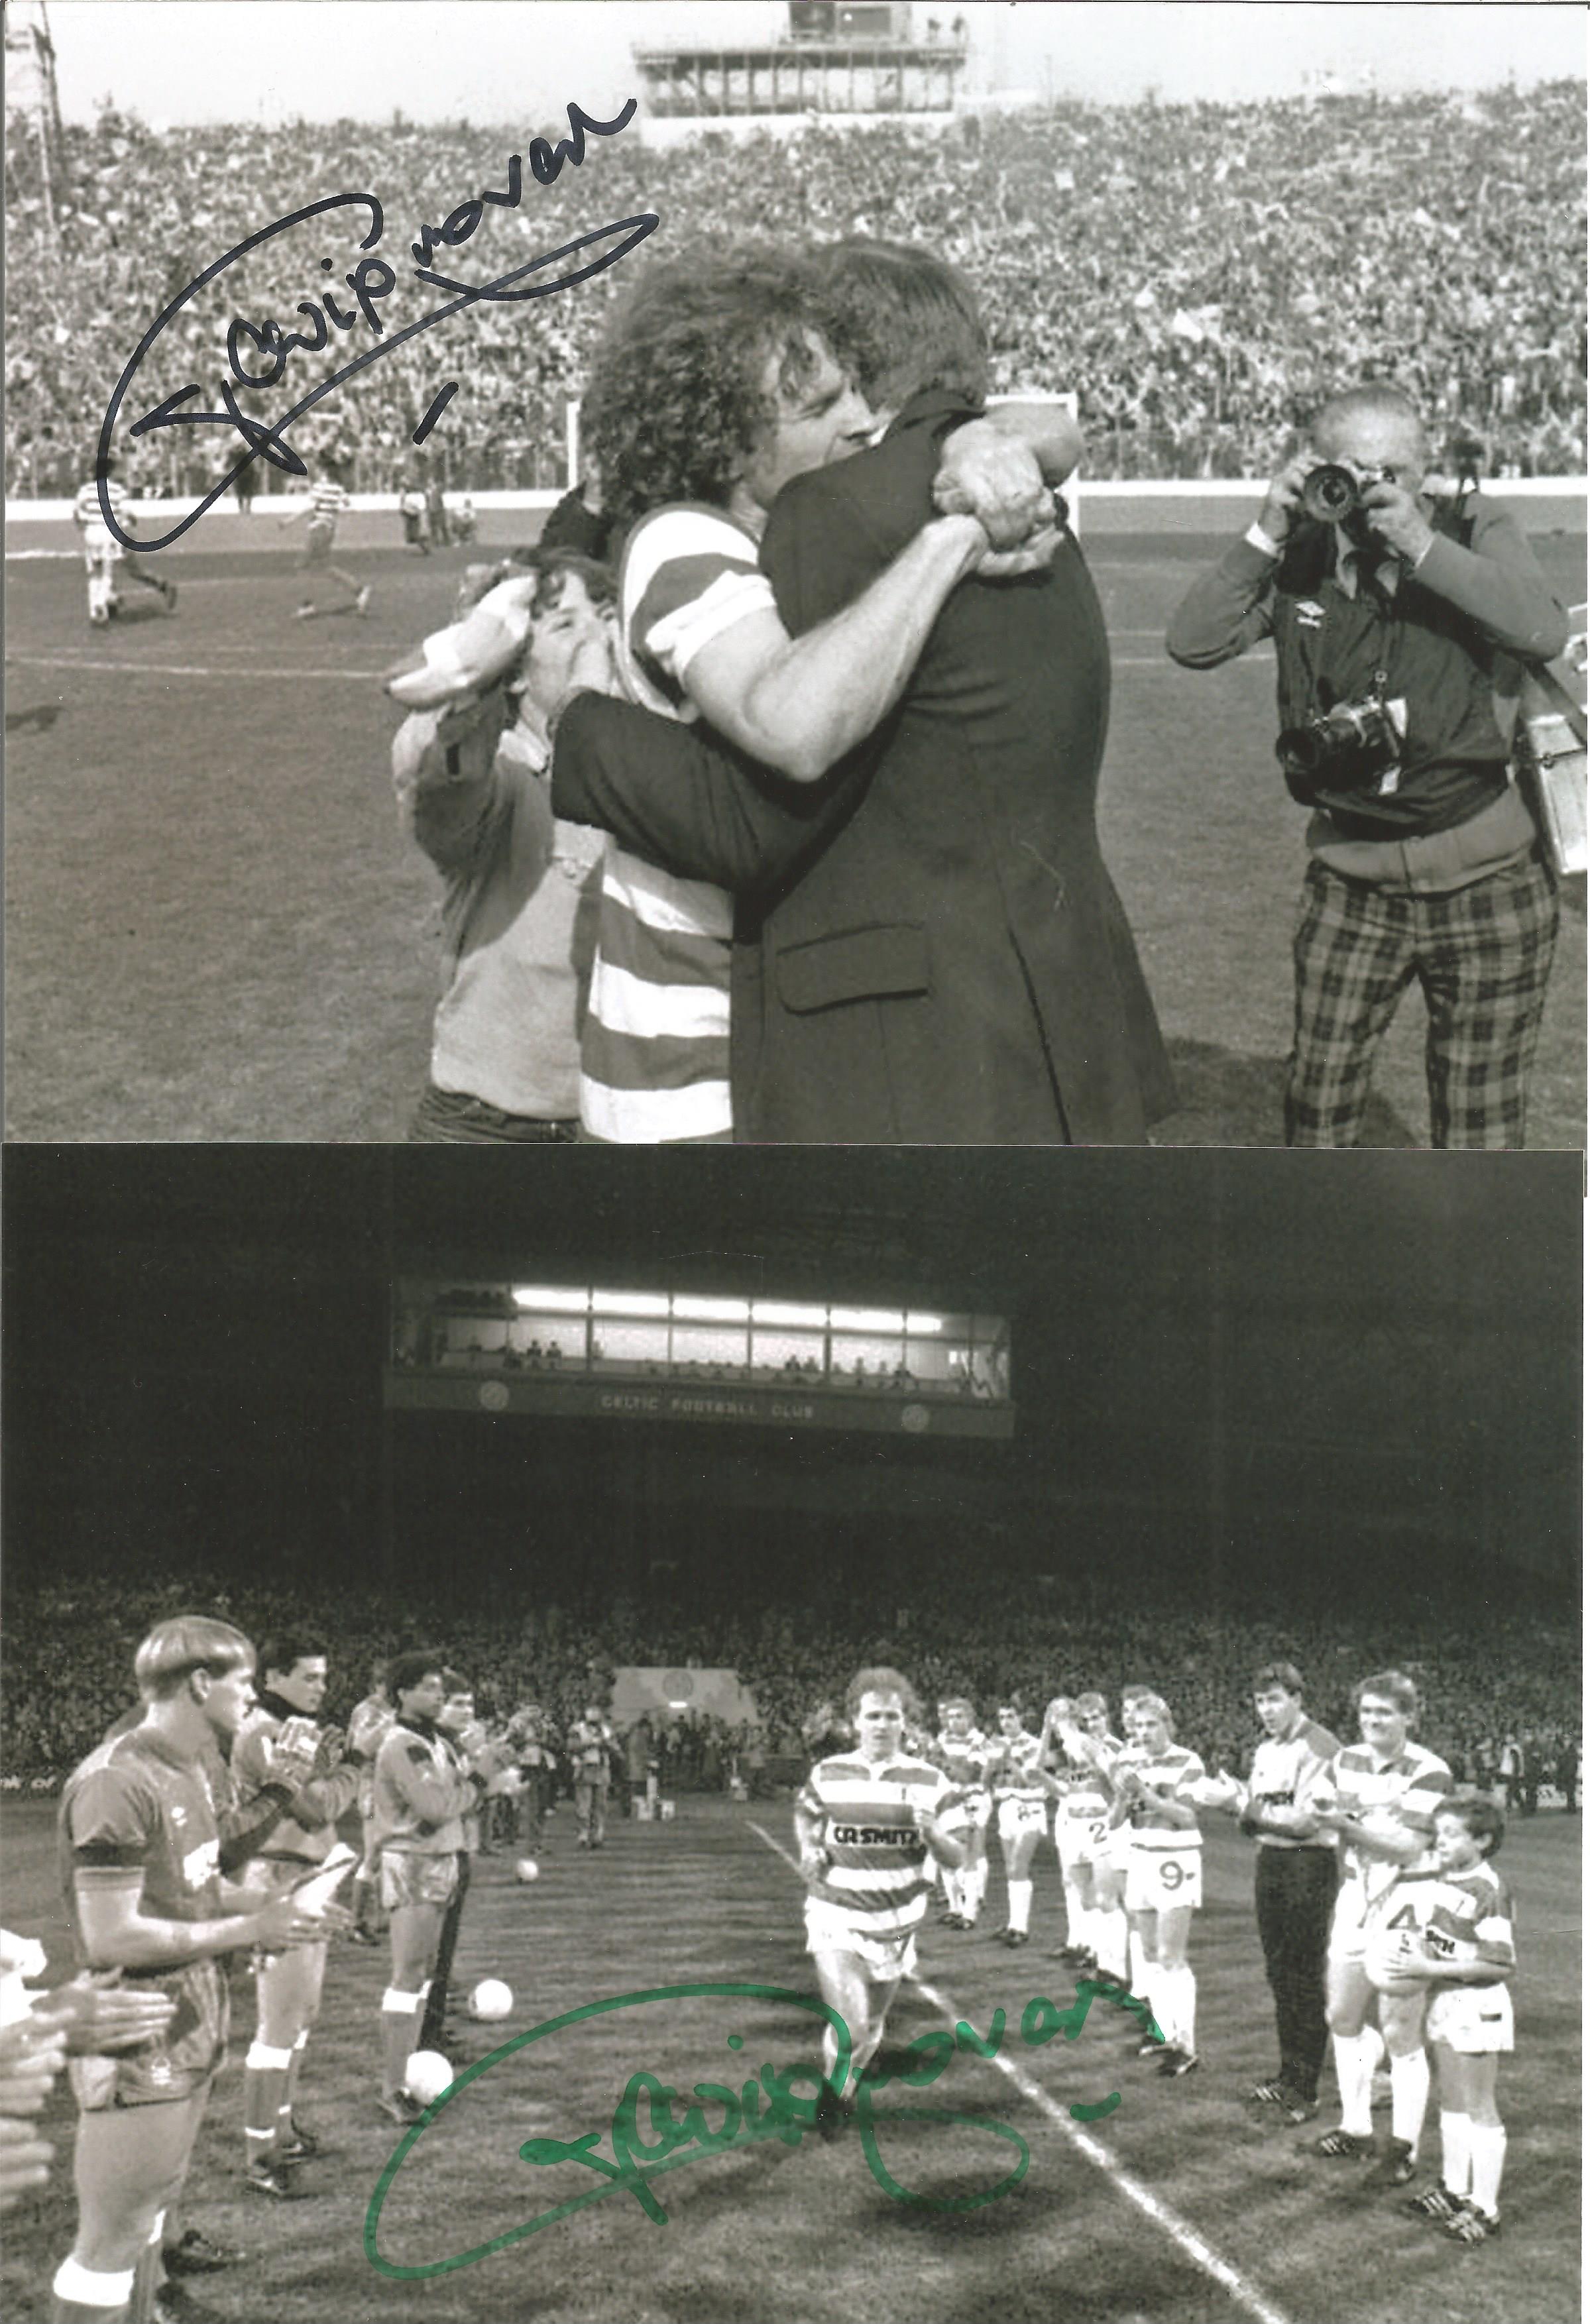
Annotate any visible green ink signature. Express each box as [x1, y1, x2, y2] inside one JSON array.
[[365, 1977, 1158, 2280]]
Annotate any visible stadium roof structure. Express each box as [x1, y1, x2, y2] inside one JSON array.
[[632, 1, 968, 131], [5, 1145, 1579, 1600]]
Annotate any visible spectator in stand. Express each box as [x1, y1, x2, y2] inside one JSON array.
[[13, 89, 1583, 502]]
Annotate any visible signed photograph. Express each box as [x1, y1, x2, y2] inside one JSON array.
[[1, 6, 1584, 2324], [3, 0, 1584, 1148], [0, 1141, 1581, 2324]]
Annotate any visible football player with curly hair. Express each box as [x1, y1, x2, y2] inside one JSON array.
[[566, 241, 1064, 1141]]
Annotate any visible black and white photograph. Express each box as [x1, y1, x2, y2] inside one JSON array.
[[1, 7, 1584, 2324], [3, 0, 1583, 1147], [0, 1144, 1581, 2324]]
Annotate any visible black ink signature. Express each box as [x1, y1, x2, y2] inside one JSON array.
[[363, 1977, 1156, 2282], [96, 101, 654, 553]]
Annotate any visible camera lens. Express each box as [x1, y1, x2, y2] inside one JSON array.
[[1277, 724, 1327, 776], [1300, 463, 1359, 524]]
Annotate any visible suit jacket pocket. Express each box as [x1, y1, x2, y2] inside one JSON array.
[[774, 923, 931, 1013]]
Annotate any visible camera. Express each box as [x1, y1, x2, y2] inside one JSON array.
[[1277, 691, 1408, 802], [1299, 461, 1396, 534]]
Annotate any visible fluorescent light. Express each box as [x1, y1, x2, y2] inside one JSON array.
[[592, 1291, 670, 1317], [512, 1287, 588, 1311], [829, 1307, 905, 1333], [673, 1297, 750, 1323], [904, 1313, 944, 1335], [751, 1301, 827, 1327]]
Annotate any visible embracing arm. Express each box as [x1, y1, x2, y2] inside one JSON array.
[[681, 512, 987, 783], [931, 402, 1086, 538], [552, 692, 874, 896]]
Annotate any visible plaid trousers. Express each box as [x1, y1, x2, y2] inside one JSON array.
[[1286, 848, 1560, 1148]]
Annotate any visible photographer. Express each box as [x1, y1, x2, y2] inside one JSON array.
[[1166, 383, 1568, 1148]]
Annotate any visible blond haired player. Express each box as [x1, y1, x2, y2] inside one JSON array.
[[795, 1668, 962, 2130], [48, 1617, 338, 2324], [1109, 1692, 1206, 2075]]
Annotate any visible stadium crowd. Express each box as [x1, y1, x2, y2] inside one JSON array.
[[2, 1561, 1577, 1804], [6, 78, 1583, 499]]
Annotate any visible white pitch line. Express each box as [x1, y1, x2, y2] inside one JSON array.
[[747, 1820, 1297, 2324], [5, 655, 389, 682], [1113, 652, 1273, 667]]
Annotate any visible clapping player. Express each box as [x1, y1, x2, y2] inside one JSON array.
[[984, 1702, 1049, 1948], [1109, 1693, 1206, 2075], [927, 1697, 990, 1929], [48, 1616, 341, 2324], [1043, 1692, 1127, 1981], [229, 1635, 363, 2197]]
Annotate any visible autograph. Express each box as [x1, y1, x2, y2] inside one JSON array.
[[96, 99, 654, 553], [365, 1977, 1157, 2281]]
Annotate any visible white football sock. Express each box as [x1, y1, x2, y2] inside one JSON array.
[[1096, 1905, 1127, 1983], [1438, 2109, 1473, 2198], [1333, 2030, 1375, 2136], [1168, 1964, 1196, 2052], [1467, 2124, 1506, 2217], [1389, 2048, 1429, 2153]]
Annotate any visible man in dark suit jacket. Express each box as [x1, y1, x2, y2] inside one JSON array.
[[553, 243, 1173, 1144]]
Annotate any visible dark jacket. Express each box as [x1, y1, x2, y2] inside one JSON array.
[[555, 392, 1173, 1144], [1165, 495, 1569, 838]]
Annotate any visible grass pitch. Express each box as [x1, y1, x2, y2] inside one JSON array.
[[0, 1795, 1578, 2323], [5, 512, 1583, 1144]]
